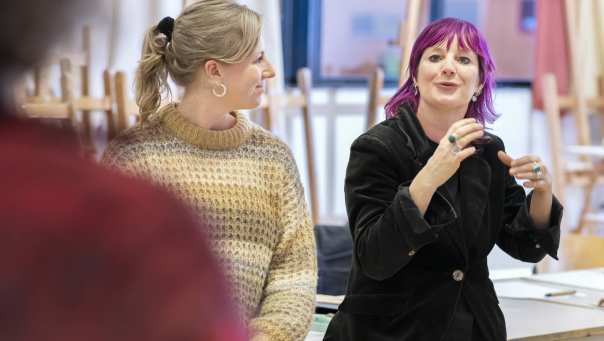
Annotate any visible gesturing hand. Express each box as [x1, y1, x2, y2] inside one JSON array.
[[497, 151, 552, 193], [422, 118, 484, 189]]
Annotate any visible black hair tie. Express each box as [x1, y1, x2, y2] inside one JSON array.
[[157, 16, 175, 42]]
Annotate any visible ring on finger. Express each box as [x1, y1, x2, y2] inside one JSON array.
[[532, 162, 543, 179], [531, 162, 541, 174], [448, 134, 457, 144]]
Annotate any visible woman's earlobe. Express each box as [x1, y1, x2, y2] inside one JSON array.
[[477, 84, 484, 95]]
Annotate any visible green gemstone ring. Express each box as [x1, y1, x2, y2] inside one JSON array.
[[532, 163, 541, 174]]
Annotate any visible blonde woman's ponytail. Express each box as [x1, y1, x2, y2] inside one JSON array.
[[134, 1, 262, 123], [135, 26, 170, 123]]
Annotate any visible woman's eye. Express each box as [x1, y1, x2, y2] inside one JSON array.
[[428, 55, 441, 62], [458, 56, 471, 64]]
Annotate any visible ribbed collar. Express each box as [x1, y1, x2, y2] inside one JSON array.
[[160, 104, 252, 150]]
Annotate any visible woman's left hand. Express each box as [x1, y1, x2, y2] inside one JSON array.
[[497, 151, 552, 193]]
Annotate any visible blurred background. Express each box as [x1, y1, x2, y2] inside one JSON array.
[[17, 0, 604, 275]]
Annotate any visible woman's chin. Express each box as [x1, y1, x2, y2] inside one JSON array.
[[430, 97, 470, 110], [238, 97, 263, 110]]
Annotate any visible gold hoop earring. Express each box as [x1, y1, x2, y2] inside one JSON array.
[[212, 83, 227, 98]]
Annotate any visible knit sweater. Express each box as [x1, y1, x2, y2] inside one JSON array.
[[102, 105, 317, 341]]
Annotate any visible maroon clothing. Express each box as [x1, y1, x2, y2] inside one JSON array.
[[0, 116, 246, 341]]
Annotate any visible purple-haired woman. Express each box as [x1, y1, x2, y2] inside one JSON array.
[[323, 18, 562, 341]]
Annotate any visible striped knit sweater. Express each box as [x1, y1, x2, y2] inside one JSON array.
[[102, 105, 317, 341]]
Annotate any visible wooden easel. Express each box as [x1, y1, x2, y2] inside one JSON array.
[[366, 0, 426, 129], [296, 68, 319, 224], [259, 71, 319, 224], [287, 0, 426, 222], [543, 0, 604, 234], [22, 57, 115, 152], [539, 0, 604, 272], [21, 26, 120, 157]]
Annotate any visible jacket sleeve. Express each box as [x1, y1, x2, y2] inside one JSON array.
[[345, 135, 457, 281], [248, 148, 317, 341], [496, 168, 562, 263]]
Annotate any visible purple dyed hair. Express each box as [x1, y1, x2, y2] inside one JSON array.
[[384, 17, 498, 124]]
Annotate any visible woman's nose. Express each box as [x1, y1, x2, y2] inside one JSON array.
[[441, 57, 456, 76], [262, 61, 275, 79]]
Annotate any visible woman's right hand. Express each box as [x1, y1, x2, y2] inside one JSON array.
[[409, 118, 484, 216], [422, 118, 485, 189]]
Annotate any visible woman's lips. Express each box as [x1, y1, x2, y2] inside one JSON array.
[[437, 81, 458, 87], [435, 82, 459, 92]]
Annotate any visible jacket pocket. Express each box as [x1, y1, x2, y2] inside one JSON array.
[[338, 294, 411, 316]]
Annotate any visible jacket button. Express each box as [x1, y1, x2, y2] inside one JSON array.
[[535, 243, 541, 249], [452, 270, 464, 282], [408, 250, 416, 256]]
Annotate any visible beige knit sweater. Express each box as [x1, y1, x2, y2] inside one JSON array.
[[102, 105, 317, 341]]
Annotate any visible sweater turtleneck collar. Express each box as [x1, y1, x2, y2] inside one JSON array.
[[160, 104, 252, 150]]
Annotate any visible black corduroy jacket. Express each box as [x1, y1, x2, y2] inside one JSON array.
[[323, 105, 562, 341]]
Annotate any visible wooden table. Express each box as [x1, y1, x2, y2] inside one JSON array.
[[501, 298, 604, 340]]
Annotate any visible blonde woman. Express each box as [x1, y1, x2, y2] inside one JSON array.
[[102, 1, 317, 340]]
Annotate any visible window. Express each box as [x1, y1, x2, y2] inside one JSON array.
[[282, 0, 536, 86]]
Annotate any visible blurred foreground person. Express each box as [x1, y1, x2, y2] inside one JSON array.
[[0, 1, 245, 340]]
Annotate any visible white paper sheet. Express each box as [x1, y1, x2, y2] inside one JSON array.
[[533, 269, 604, 291], [495, 281, 575, 299], [316, 294, 345, 305]]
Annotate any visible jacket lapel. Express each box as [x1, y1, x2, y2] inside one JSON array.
[[395, 105, 492, 260], [435, 181, 469, 260], [459, 155, 491, 246]]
